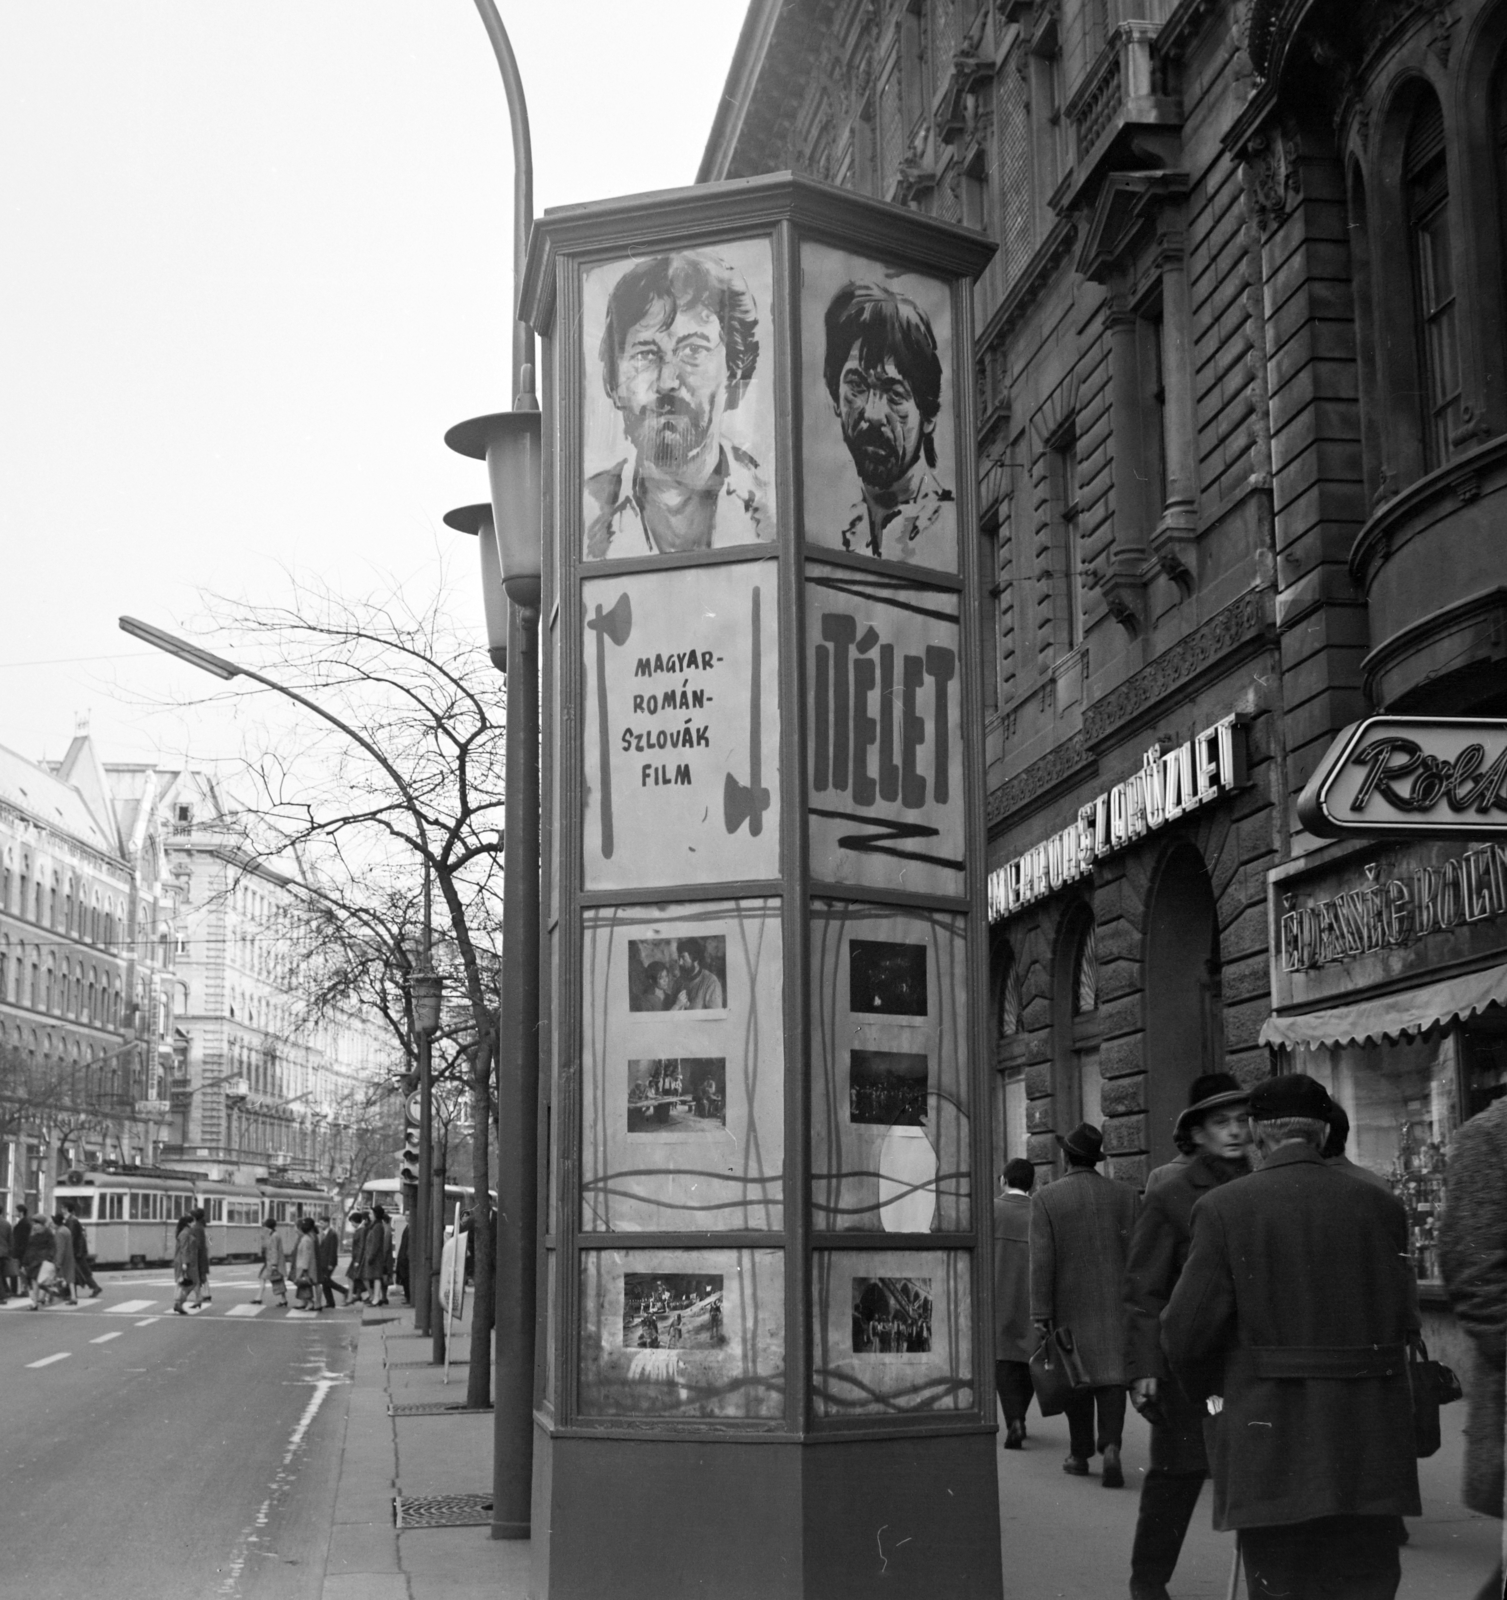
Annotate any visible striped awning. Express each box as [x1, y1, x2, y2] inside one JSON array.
[[1259, 962, 1507, 1051]]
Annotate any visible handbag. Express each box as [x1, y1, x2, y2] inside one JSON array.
[[1409, 1337, 1463, 1459], [1028, 1325, 1092, 1416]]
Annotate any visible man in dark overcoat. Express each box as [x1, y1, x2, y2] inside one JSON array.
[[1439, 1092, 1507, 1600], [1123, 1072, 1252, 1600], [1162, 1074, 1421, 1600], [993, 1157, 1037, 1450], [1030, 1122, 1138, 1485]]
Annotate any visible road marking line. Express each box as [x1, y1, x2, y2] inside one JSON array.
[[135, 1317, 159, 1326], [108, 1299, 157, 1315], [27, 1352, 70, 1368], [225, 1303, 263, 1318], [90, 1331, 123, 1344]]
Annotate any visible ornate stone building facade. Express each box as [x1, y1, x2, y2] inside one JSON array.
[[702, 0, 1507, 1208]]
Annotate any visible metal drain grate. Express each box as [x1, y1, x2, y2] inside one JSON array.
[[390, 1400, 493, 1416], [394, 1493, 493, 1529]]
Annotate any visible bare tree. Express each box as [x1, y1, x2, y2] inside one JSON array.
[[184, 571, 506, 1408]]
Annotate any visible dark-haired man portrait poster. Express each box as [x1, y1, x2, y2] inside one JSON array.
[[801, 242, 957, 571], [582, 241, 776, 560]]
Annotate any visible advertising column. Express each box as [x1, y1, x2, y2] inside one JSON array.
[[522, 175, 998, 1600]]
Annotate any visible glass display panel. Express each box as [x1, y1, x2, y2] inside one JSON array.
[[579, 1247, 784, 1420], [806, 566, 963, 897], [800, 242, 958, 572], [581, 899, 783, 1231], [810, 900, 971, 1231], [582, 562, 781, 891], [1299, 1032, 1460, 1282], [812, 1248, 973, 1418], [581, 238, 777, 561]]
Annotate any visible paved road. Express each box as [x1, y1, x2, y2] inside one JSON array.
[[1, 1270, 358, 1600]]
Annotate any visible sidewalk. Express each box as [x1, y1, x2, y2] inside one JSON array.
[[321, 1300, 529, 1600], [321, 1304, 1499, 1600]]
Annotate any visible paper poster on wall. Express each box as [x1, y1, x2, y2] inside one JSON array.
[[582, 562, 781, 891], [580, 1247, 785, 1420], [581, 899, 783, 1232], [810, 900, 972, 1233], [806, 566, 963, 896], [581, 238, 777, 561], [812, 1249, 973, 1417], [800, 242, 957, 572]]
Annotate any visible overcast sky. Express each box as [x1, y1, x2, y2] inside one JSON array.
[[0, 2, 747, 771]]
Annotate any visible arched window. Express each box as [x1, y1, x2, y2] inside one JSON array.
[[29, 958, 39, 1009], [71, 967, 82, 1015], [64, 878, 74, 933], [1071, 922, 1098, 1016], [49, 873, 59, 928], [111, 982, 122, 1026], [997, 942, 1022, 1040], [44, 961, 55, 1012], [1406, 92, 1462, 470], [19, 859, 30, 921], [0, 937, 8, 1004]]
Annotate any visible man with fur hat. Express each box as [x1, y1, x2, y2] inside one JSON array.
[[1122, 1072, 1252, 1600], [1030, 1122, 1138, 1485], [1163, 1073, 1420, 1600]]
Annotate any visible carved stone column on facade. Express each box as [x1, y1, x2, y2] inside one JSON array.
[[1104, 284, 1149, 634], [1152, 213, 1198, 590]]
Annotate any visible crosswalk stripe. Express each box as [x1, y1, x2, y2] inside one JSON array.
[[90, 1332, 123, 1344], [225, 1303, 263, 1318], [108, 1299, 157, 1316], [27, 1352, 70, 1368]]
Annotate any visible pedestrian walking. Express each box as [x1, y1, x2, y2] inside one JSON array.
[[993, 1157, 1037, 1450], [316, 1215, 343, 1308], [50, 1211, 77, 1305], [13, 1203, 32, 1299], [361, 1205, 393, 1305], [190, 1207, 211, 1303], [257, 1216, 288, 1307], [346, 1211, 369, 1304], [1163, 1073, 1421, 1600], [1123, 1072, 1252, 1600], [172, 1214, 202, 1314], [1030, 1122, 1138, 1486], [62, 1201, 102, 1297], [0, 1208, 12, 1303], [1439, 1093, 1507, 1600], [394, 1216, 410, 1304], [23, 1212, 55, 1309], [292, 1217, 319, 1310]]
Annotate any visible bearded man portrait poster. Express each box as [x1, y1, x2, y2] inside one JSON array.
[[581, 242, 776, 561], [801, 242, 957, 572]]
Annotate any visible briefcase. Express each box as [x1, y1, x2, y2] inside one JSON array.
[[1409, 1338, 1463, 1459], [1029, 1326, 1092, 1416]]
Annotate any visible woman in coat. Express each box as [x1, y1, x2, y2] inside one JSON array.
[[1440, 1095, 1507, 1600], [361, 1206, 393, 1306], [346, 1212, 369, 1304], [172, 1214, 201, 1314], [258, 1217, 288, 1308], [291, 1217, 319, 1310], [23, 1214, 55, 1310]]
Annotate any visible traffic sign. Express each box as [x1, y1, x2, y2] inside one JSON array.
[[407, 1091, 422, 1125], [1297, 717, 1507, 839]]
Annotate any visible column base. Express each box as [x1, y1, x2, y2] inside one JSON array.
[[531, 1424, 1002, 1600]]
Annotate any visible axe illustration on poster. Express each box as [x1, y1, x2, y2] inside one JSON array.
[[587, 592, 633, 858], [724, 586, 770, 838]]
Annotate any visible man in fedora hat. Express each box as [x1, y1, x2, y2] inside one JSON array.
[[1163, 1073, 1420, 1600], [1122, 1072, 1252, 1600], [1030, 1122, 1138, 1485]]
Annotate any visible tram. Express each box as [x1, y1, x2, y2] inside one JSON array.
[[259, 1177, 337, 1257], [53, 1166, 202, 1267], [353, 1178, 480, 1248]]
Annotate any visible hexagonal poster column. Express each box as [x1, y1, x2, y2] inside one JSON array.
[[520, 173, 1002, 1600]]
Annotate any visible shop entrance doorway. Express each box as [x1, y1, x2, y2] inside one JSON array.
[[1145, 844, 1223, 1171]]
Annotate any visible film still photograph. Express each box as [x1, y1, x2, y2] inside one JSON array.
[[627, 1057, 727, 1134], [852, 1276, 933, 1354], [801, 242, 956, 570], [581, 240, 776, 561], [622, 1273, 727, 1350], [849, 1049, 928, 1127], [627, 934, 728, 1014], [849, 938, 928, 1015]]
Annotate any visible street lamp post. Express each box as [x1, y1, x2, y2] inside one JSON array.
[[446, 0, 541, 1545], [118, 614, 447, 1353]]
